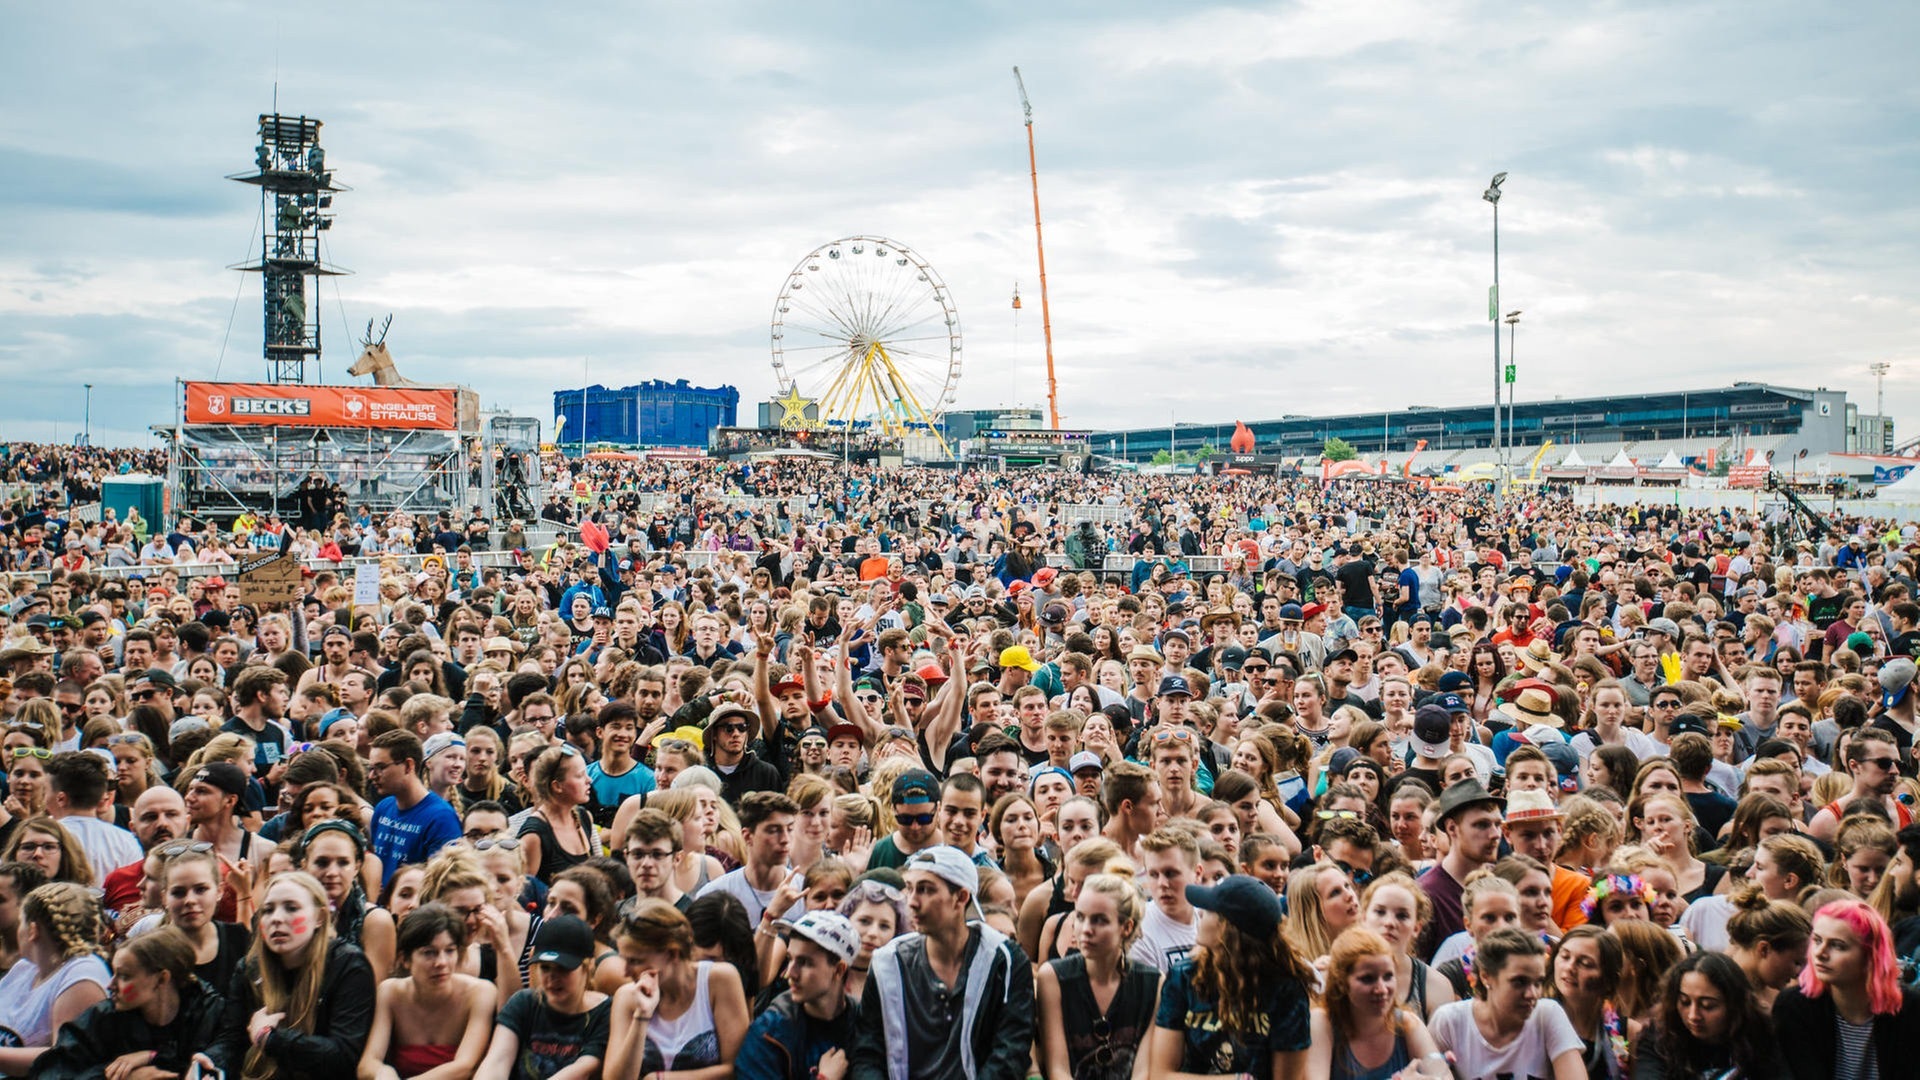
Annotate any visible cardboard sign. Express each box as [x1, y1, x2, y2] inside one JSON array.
[[352, 562, 382, 607], [237, 550, 303, 606], [183, 382, 457, 430]]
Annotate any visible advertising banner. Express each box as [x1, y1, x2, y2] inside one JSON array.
[[184, 382, 457, 430]]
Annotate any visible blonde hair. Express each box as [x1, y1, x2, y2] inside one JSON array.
[[21, 881, 106, 963], [242, 872, 335, 1080], [173, 732, 254, 792], [420, 846, 489, 901], [1080, 868, 1148, 954]]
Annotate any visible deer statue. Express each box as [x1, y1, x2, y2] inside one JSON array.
[[347, 315, 479, 431]]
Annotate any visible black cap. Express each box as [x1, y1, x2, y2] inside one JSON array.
[[1185, 875, 1282, 938], [190, 762, 248, 799], [529, 914, 594, 970]]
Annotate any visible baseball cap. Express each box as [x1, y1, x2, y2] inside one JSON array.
[[1028, 765, 1073, 793], [317, 708, 356, 739], [893, 768, 939, 806], [190, 762, 248, 799], [1216, 644, 1248, 671], [1324, 647, 1359, 665], [825, 721, 865, 746], [998, 646, 1041, 672], [1434, 692, 1470, 714], [1069, 750, 1104, 775], [423, 732, 465, 762], [1643, 617, 1682, 639], [770, 674, 807, 697], [1277, 603, 1304, 621], [1156, 674, 1193, 698], [777, 910, 860, 964], [905, 845, 979, 896], [168, 716, 210, 742], [529, 915, 595, 970], [1668, 713, 1713, 738], [591, 606, 613, 620], [1040, 601, 1071, 626], [1435, 671, 1473, 693], [1882, 658, 1918, 708], [1185, 875, 1283, 938], [1411, 704, 1453, 759]]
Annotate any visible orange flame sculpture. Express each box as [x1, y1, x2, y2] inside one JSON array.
[[1230, 420, 1255, 454]]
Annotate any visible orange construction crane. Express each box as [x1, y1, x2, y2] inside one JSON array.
[[1013, 66, 1061, 429]]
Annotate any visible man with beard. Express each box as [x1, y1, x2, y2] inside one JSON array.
[[1416, 779, 1504, 960], [1809, 726, 1912, 841], [98, 786, 190, 913]]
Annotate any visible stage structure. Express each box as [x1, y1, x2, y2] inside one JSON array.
[[167, 381, 466, 524], [229, 114, 348, 384]]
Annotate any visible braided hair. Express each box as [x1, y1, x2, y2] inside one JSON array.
[[21, 881, 106, 964]]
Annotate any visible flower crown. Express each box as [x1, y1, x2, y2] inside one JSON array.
[[1581, 873, 1654, 920]]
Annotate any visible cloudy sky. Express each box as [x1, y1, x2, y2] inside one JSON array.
[[4, 1, 1917, 447]]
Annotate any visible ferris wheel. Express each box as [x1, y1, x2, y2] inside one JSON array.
[[770, 236, 961, 437]]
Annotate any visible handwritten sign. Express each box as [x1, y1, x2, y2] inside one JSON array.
[[236, 550, 303, 606]]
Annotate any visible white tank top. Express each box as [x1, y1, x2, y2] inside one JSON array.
[[643, 961, 720, 1071]]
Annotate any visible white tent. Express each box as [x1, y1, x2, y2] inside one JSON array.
[[1607, 449, 1636, 468], [1655, 449, 1685, 470], [1880, 465, 1920, 501], [1560, 446, 1588, 468]]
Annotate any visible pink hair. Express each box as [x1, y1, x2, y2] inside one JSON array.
[[1798, 899, 1904, 1016]]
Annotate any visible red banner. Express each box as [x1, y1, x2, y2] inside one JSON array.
[[183, 382, 457, 430]]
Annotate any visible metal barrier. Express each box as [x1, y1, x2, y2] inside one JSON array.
[[1061, 503, 1130, 524]]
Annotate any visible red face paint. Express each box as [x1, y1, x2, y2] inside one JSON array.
[[117, 983, 141, 1007], [290, 914, 310, 936]]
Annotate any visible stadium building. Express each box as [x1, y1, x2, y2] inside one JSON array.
[[1095, 382, 1893, 468]]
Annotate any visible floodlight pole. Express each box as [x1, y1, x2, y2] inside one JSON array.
[[1484, 172, 1507, 506]]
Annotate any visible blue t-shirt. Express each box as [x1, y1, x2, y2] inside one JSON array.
[[586, 759, 656, 812], [1154, 957, 1311, 1080], [371, 791, 463, 886]]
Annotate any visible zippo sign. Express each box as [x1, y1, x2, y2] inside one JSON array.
[[184, 382, 456, 430]]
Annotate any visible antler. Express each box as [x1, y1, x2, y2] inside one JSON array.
[[362, 318, 377, 347], [375, 314, 393, 345]]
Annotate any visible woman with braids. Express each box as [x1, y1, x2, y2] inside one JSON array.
[[1630, 952, 1784, 1080], [1773, 898, 1920, 1080], [1723, 888, 1810, 1014], [1547, 926, 1633, 1080], [1307, 928, 1443, 1080], [0, 881, 110, 1074], [1036, 869, 1162, 1080], [358, 904, 498, 1080], [33, 927, 225, 1080], [1427, 928, 1584, 1080], [1147, 874, 1314, 1079], [203, 870, 375, 1080], [298, 820, 395, 979]]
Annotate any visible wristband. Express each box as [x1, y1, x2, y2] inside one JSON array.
[[809, 694, 833, 711]]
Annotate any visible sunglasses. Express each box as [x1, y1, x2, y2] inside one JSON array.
[[896, 812, 936, 827], [1151, 728, 1198, 745], [1316, 810, 1360, 821], [106, 733, 147, 748], [716, 723, 750, 735], [10, 747, 53, 760], [154, 840, 214, 859], [472, 837, 522, 851]]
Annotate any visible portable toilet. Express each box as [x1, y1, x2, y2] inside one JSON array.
[[101, 473, 168, 533]]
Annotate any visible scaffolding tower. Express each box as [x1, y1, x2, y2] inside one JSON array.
[[229, 114, 349, 384]]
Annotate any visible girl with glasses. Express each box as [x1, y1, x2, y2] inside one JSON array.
[[3, 815, 90, 886]]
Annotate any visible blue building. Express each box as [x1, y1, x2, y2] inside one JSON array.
[[553, 380, 739, 449]]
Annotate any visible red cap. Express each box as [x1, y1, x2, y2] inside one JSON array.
[[915, 662, 949, 686], [1301, 603, 1327, 620], [771, 675, 807, 697], [203, 576, 227, 590], [1008, 580, 1029, 594]]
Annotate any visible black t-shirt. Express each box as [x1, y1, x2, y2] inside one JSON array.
[[494, 988, 612, 1080], [1334, 559, 1376, 608]]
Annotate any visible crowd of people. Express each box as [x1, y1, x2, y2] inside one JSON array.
[[5, 454, 1920, 1080]]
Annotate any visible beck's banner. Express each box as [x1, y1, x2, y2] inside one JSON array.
[[184, 382, 457, 430]]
